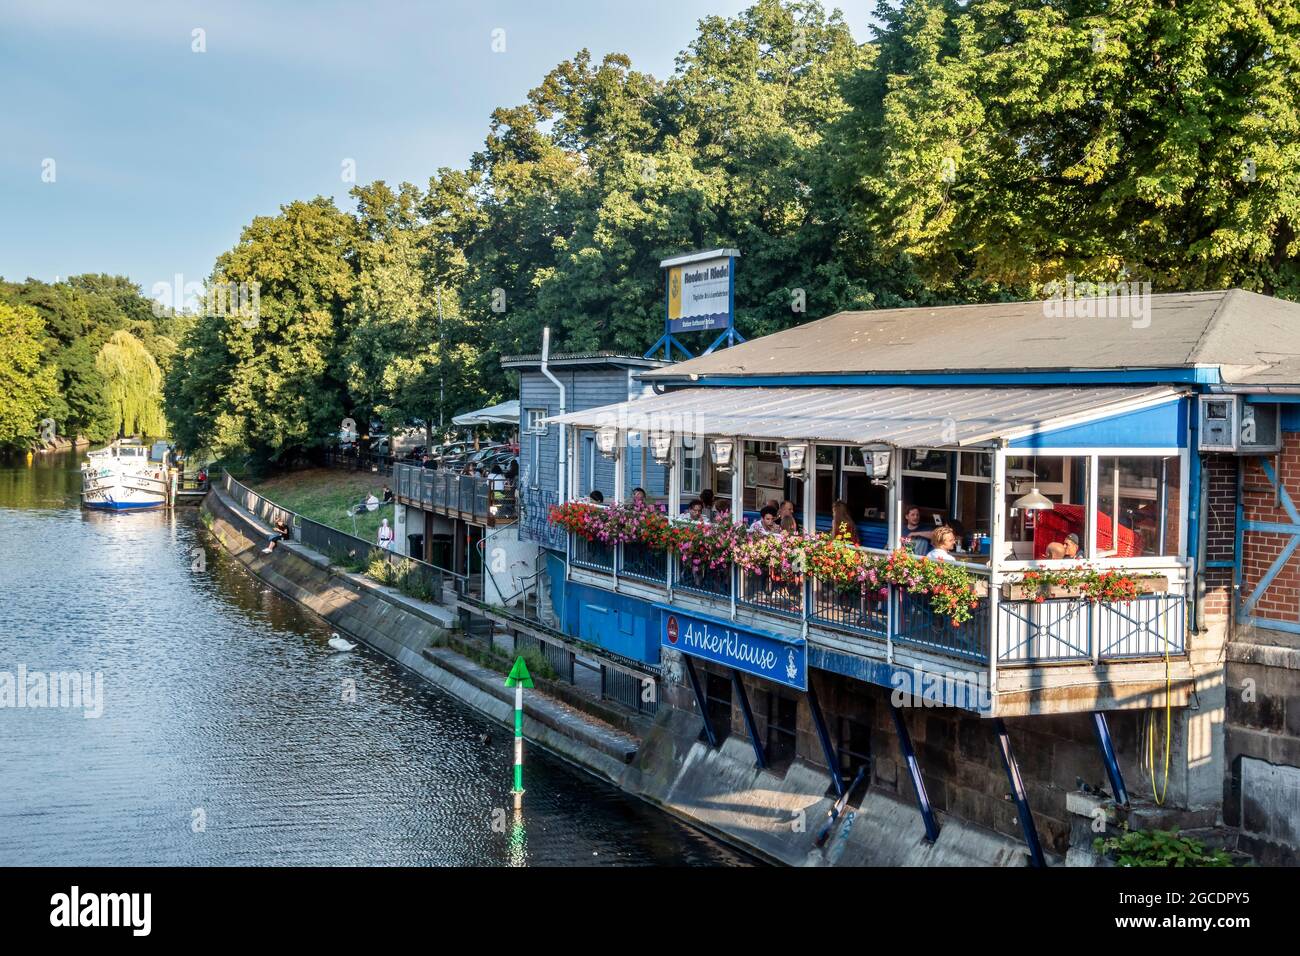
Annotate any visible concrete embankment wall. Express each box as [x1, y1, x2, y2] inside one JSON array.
[[204, 485, 1037, 866]]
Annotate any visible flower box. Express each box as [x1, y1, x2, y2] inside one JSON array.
[[1002, 575, 1168, 602]]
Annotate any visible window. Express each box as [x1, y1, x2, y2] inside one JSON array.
[[680, 435, 703, 498], [1097, 456, 1181, 557], [529, 432, 541, 489], [1004, 455, 1089, 560], [526, 408, 547, 433]]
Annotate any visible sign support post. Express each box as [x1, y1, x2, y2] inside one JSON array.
[[504, 656, 535, 810], [646, 248, 745, 362]]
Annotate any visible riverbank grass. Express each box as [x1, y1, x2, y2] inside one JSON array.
[[252, 468, 392, 544]]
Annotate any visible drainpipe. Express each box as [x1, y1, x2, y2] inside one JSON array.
[[540, 327, 566, 502], [1195, 455, 1209, 633]]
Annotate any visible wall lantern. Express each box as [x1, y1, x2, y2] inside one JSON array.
[[709, 438, 734, 470], [596, 425, 620, 459], [650, 431, 674, 466], [860, 445, 891, 479], [779, 441, 809, 478]]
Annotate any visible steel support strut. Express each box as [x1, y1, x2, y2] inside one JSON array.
[[807, 679, 845, 796], [731, 669, 766, 769], [994, 718, 1046, 867], [889, 701, 940, 843], [1091, 711, 1130, 807], [683, 656, 717, 748]]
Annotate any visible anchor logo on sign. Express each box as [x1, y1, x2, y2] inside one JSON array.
[[786, 649, 797, 682]]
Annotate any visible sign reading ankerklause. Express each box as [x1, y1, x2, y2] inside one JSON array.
[[666, 253, 733, 333], [661, 608, 807, 691]]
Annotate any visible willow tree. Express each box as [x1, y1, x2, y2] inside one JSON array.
[[96, 330, 167, 438]]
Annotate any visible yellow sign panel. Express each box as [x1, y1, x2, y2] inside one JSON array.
[[667, 266, 683, 320]]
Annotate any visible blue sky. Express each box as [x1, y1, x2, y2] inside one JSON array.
[[0, 0, 877, 302]]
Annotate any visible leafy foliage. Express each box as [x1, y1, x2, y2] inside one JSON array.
[[1094, 828, 1234, 867]]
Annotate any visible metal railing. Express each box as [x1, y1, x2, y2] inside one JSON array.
[[393, 462, 516, 521], [323, 450, 395, 473], [221, 471, 445, 603], [562, 526, 1188, 672], [997, 591, 1186, 664], [620, 539, 667, 585]]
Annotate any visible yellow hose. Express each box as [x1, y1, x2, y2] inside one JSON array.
[[1147, 631, 1172, 805]]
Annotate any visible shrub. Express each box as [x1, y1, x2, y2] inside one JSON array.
[[1094, 828, 1234, 867]]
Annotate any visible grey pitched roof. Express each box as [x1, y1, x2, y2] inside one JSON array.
[[642, 290, 1300, 385]]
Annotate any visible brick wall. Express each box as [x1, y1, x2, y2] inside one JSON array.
[[1203, 453, 1238, 620], [1240, 436, 1300, 623]]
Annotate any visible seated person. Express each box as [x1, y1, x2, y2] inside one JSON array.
[[686, 499, 705, 522], [588, 489, 605, 504], [926, 525, 959, 562], [749, 504, 779, 535], [699, 489, 717, 522], [778, 499, 799, 533], [901, 505, 936, 554], [261, 516, 292, 554], [381, 484, 394, 503], [1044, 532, 1084, 560]]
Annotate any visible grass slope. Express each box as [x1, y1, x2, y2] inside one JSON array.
[[252, 468, 393, 544]]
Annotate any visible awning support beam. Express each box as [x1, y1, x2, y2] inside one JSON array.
[[731, 669, 766, 769], [807, 679, 844, 797], [1092, 711, 1130, 807], [889, 700, 940, 843], [683, 656, 717, 748], [994, 718, 1047, 867]]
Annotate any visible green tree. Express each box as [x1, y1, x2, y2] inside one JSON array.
[[0, 301, 60, 450], [96, 330, 166, 438]]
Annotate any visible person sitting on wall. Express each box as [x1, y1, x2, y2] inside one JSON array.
[[749, 504, 779, 535], [261, 516, 292, 554]]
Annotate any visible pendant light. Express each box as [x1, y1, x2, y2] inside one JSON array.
[[1011, 455, 1053, 510]]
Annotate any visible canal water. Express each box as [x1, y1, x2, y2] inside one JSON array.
[[0, 451, 748, 866]]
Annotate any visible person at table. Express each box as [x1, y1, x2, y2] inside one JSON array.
[[831, 499, 860, 545], [779, 499, 799, 534], [1045, 532, 1084, 560], [750, 504, 779, 535], [686, 498, 704, 522], [588, 489, 605, 504], [632, 487, 648, 507], [901, 505, 935, 553], [699, 489, 717, 522], [926, 525, 959, 562]]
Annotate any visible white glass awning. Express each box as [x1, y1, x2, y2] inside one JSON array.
[[546, 385, 1180, 448]]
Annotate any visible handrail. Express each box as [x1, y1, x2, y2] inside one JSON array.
[[220, 469, 450, 604]]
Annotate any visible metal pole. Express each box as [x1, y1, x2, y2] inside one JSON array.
[[683, 656, 717, 748], [889, 701, 940, 843], [1092, 711, 1130, 807], [994, 717, 1046, 867], [807, 679, 845, 796], [731, 669, 766, 769]]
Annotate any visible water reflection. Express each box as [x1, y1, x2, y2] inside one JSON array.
[[0, 451, 748, 867]]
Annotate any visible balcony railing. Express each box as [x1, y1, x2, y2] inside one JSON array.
[[393, 462, 516, 522], [620, 539, 668, 585], [565, 530, 1185, 671]]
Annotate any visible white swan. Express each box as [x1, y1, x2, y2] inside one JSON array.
[[327, 633, 356, 652]]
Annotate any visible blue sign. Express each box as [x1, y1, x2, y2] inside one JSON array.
[[657, 606, 807, 691]]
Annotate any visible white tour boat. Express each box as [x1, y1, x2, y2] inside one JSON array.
[[81, 440, 173, 512]]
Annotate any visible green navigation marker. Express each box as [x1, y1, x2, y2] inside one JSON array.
[[504, 656, 534, 809]]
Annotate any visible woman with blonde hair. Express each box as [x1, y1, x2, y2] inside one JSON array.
[[927, 525, 958, 562]]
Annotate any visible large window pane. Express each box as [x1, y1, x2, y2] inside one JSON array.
[[1098, 456, 1180, 557], [1004, 456, 1090, 560]]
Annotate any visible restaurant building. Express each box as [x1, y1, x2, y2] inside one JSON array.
[[526, 289, 1300, 863]]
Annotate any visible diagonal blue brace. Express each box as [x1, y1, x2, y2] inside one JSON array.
[[683, 656, 717, 748], [1092, 712, 1130, 807], [807, 679, 845, 796], [994, 718, 1046, 867], [889, 701, 940, 843], [731, 669, 766, 769]]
